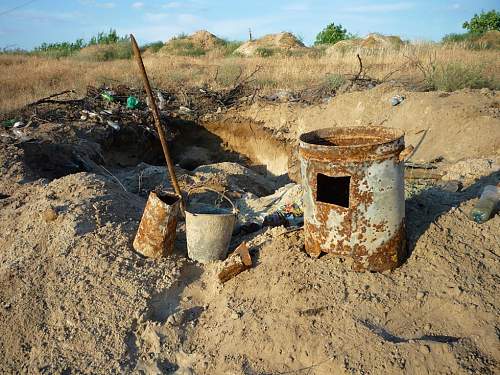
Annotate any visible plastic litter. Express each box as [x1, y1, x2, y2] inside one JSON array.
[[101, 92, 114, 102], [157, 92, 166, 110], [126, 96, 139, 109], [391, 95, 405, 106], [13, 121, 25, 128], [469, 185, 499, 224], [107, 120, 120, 130]]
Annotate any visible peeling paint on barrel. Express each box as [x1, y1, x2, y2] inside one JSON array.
[[133, 191, 181, 258], [299, 126, 407, 272]]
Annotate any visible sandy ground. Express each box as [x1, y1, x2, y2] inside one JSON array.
[[0, 86, 499, 374]]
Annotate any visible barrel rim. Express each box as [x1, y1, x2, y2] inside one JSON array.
[[299, 126, 404, 150]]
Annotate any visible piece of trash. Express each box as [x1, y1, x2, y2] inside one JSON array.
[[13, 121, 25, 128], [107, 121, 120, 131], [437, 180, 463, 193], [468, 184, 499, 224], [80, 115, 88, 121], [101, 109, 113, 115], [218, 242, 252, 283], [390, 95, 405, 106], [133, 192, 181, 258], [179, 106, 192, 115], [101, 92, 114, 102], [126, 96, 139, 109], [157, 92, 166, 110]]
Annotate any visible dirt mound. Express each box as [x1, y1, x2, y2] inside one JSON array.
[[476, 30, 500, 49], [236, 83, 500, 163], [327, 33, 404, 54], [234, 32, 307, 56], [160, 30, 224, 56]]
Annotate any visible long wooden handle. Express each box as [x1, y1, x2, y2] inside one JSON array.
[[130, 34, 184, 211]]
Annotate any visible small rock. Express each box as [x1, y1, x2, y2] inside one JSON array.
[[42, 207, 58, 222], [424, 323, 432, 331], [230, 311, 240, 320], [416, 291, 426, 300], [3, 302, 11, 310]]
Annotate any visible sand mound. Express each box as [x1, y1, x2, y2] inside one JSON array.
[[476, 30, 500, 49], [160, 30, 224, 56], [234, 32, 307, 56], [327, 33, 404, 54]]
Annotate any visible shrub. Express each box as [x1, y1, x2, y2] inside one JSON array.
[[219, 40, 243, 56], [141, 41, 164, 53], [314, 22, 355, 45], [74, 41, 132, 62], [424, 62, 497, 91], [325, 73, 347, 90], [463, 10, 500, 34]]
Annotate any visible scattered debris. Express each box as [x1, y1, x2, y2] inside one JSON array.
[[468, 184, 499, 223], [218, 242, 252, 283], [391, 95, 405, 106]]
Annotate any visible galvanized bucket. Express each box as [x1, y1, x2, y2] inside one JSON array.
[[299, 126, 411, 272], [133, 191, 181, 258], [185, 188, 237, 264]]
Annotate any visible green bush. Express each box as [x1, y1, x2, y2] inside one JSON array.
[[463, 10, 500, 34], [325, 73, 347, 90], [141, 41, 164, 53], [424, 62, 497, 91], [314, 22, 355, 45], [219, 40, 243, 56]]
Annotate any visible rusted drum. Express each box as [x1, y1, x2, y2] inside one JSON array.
[[133, 191, 181, 258], [299, 126, 408, 272]]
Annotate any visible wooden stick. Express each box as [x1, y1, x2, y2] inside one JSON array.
[[130, 34, 184, 210]]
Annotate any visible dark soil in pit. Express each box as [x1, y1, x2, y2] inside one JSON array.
[[0, 118, 272, 192]]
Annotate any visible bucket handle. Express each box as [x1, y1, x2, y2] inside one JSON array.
[[186, 186, 238, 214]]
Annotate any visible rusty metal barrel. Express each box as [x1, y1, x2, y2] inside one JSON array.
[[133, 191, 181, 258], [299, 126, 408, 272]]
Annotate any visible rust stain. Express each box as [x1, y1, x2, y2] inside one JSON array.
[[299, 126, 406, 272], [133, 191, 181, 258]]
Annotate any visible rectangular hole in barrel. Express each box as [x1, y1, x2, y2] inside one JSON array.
[[316, 174, 350, 208]]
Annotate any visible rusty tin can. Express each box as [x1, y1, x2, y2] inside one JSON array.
[[299, 126, 408, 272], [133, 191, 181, 258]]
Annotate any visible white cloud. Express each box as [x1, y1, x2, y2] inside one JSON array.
[[344, 2, 415, 13], [132, 2, 144, 9], [450, 3, 461, 10]]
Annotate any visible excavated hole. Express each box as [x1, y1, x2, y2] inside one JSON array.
[[16, 117, 293, 186]]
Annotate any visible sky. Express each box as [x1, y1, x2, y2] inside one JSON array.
[[0, 0, 498, 49]]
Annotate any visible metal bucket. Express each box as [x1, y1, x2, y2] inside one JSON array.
[[133, 191, 181, 258], [186, 188, 237, 264], [299, 126, 410, 272]]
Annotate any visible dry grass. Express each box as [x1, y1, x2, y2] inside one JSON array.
[[1, 43, 499, 114]]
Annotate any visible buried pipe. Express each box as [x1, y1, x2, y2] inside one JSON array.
[[130, 34, 184, 211]]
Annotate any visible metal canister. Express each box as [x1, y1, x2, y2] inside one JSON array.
[[299, 126, 409, 272], [133, 191, 181, 258]]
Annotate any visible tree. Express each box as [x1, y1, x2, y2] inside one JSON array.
[[314, 22, 352, 45], [462, 10, 500, 34]]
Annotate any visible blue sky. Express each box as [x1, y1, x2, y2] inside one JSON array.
[[0, 0, 498, 49]]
